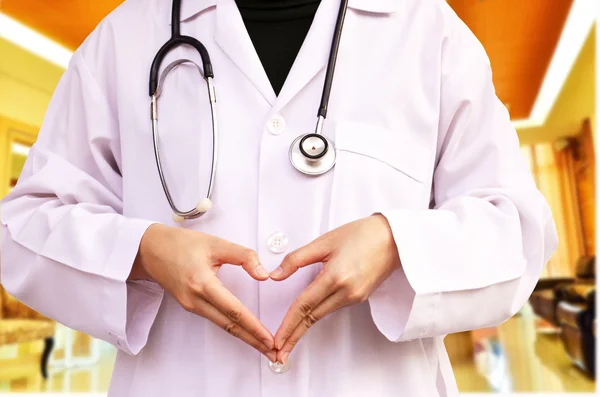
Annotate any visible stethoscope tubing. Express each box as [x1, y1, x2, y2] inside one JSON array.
[[151, 59, 218, 220], [150, 0, 348, 221], [317, 0, 349, 121]]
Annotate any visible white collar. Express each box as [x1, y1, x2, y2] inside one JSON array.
[[173, 0, 399, 23]]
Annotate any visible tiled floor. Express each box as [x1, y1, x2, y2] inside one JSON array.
[[0, 315, 596, 393]]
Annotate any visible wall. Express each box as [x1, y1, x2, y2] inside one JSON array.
[[0, 38, 64, 191], [0, 38, 63, 129]]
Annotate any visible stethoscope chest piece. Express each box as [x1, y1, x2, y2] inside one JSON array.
[[289, 133, 337, 176]]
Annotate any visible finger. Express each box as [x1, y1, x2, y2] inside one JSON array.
[[201, 277, 275, 349], [192, 297, 278, 362], [211, 238, 269, 281], [277, 290, 348, 364], [270, 239, 330, 281], [274, 272, 335, 349]]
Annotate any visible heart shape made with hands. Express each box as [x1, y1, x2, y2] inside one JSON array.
[[137, 215, 400, 366]]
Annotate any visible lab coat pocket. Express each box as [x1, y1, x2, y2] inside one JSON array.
[[328, 120, 432, 230]]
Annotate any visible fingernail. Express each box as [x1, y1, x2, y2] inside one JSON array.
[[263, 338, 274, 350], [256, 266, 269, 278], [281, 352, 290, 365], [270, 267, 283, 279], [275, 339, 284, 350], [267, 351, 277, 363]]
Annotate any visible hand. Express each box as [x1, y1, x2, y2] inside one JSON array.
[[270, 214, 401, 364], [132, 224, 277, 362]]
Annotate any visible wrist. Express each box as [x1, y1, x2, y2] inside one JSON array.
[[129, 260, 151, 280], [129, 223, 170, 281], [371, 213, 402, 270]]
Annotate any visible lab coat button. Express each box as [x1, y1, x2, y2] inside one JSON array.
[[267, 232, 289, 254], [269, 359, 291, 374], [267, 115, 286, 135]]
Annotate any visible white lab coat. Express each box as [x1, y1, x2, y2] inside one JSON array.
[[0, 0, 557, 396]]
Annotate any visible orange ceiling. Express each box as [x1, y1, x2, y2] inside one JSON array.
[[1, 0, 125, 51], [448, 0, 573, 119], [2, 0, 574, 120]]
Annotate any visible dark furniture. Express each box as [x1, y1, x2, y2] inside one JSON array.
[[530, 256, 595, 326], [529, 256, 596, 377], [556, 286, 595, 377]]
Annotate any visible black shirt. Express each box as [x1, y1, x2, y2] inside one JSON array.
[[236, 0, 321, 95]]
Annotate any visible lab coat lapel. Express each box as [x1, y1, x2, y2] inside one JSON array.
[[272, 0, 339, 114], [214, 0, 277, 105]]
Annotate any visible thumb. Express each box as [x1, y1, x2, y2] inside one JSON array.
[[211, 238, 269, 281], [270, 239, 329, 281]]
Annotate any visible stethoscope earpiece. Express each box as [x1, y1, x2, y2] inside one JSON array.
[[171, 198, 213, 224], [196, 198, 213, 213], [172, 213, 186, 224]]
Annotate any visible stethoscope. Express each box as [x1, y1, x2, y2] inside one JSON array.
[[150, 0, 349, 222]]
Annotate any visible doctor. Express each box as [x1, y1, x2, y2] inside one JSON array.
[[1, 0, 557, 396]]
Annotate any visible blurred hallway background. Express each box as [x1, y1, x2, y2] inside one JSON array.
[[0, 0, 596, 393]]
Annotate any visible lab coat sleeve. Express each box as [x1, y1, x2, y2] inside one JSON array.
[[0, 49, 164, 355], [367, 4, 558, 342]]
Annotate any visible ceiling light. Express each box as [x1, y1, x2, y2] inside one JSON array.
[[511, 0, 595, 129], [12, 142, 31, 157], [0, 12, 73, 69]]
